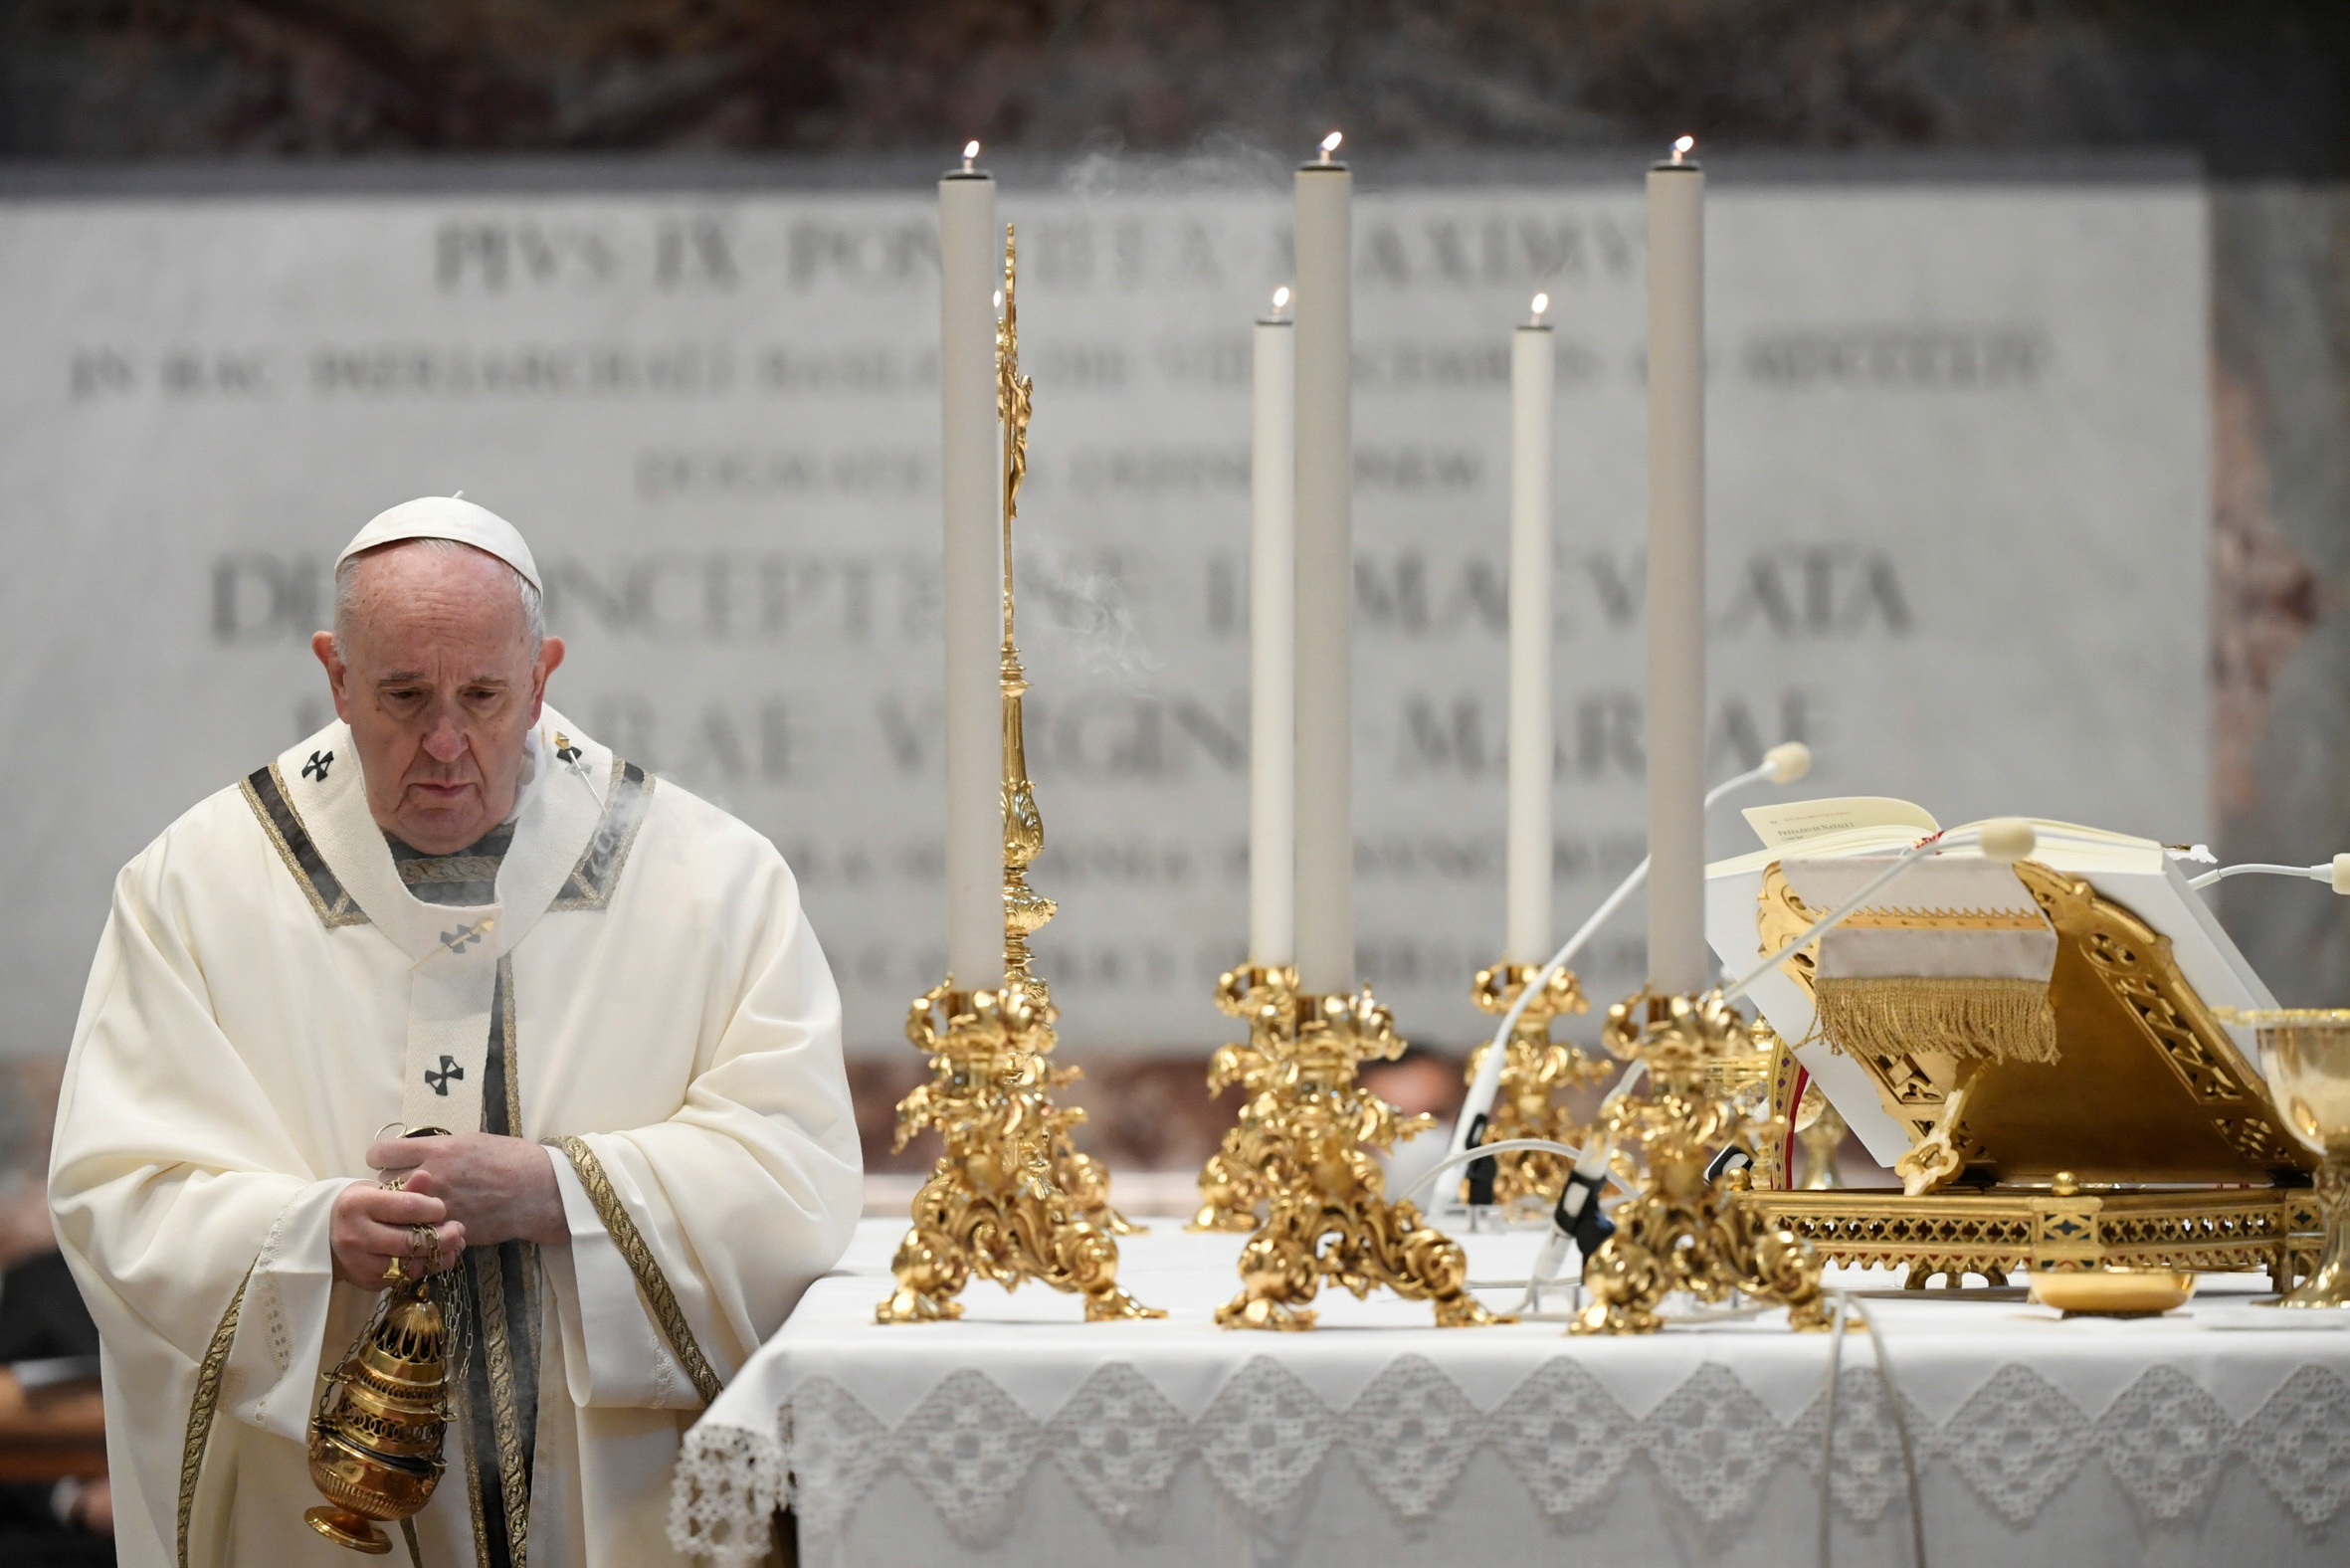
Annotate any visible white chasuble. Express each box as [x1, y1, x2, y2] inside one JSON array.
[[47, 708, 863, 1568]]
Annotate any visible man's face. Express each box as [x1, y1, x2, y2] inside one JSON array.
[[310, 542, 565, 855]]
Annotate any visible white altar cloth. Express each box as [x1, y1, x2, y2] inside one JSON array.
[[673, 1218, 2350, 1567]]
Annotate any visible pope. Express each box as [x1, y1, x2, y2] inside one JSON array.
[[47, 497, 862, 1567]]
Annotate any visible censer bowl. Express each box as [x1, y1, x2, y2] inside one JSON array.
[[2221, 1009, 2350, 1308], [304, 1430, 441, 1553]]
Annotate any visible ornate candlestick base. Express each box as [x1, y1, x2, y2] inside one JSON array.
[[878, 982, 1163, 1323], [1214, 985, 1510, 1331], [1190, 964, 1294, 1231], [1466, 960, 1600, 1211], [1571, 989, 1831, 1335]]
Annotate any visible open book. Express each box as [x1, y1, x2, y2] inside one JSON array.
[[1705, 798, 2281, 1175]]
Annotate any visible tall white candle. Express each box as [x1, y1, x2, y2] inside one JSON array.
[[1251, 294, 1296, 967], [1646, 138, 1707, 996], [939, 147, 1002, 988], [1505, 298, 1555, 965], [1292, 134, 1353, 996]]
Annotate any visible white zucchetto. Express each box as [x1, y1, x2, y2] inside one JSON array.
[[335, 494, 541, 591]]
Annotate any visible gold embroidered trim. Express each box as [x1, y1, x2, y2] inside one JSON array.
[[498, 960, 522, 1140], [239, 765, 368, 928], [398, 856, 505, 886], [451, 1357, 493, 1568], [550, 762, 655, 912], [475, 1253, 531, 1568], [553, 1135, 722, 1404], [176, 1267, 253, 1568], [1833, 907, 2048, 931]]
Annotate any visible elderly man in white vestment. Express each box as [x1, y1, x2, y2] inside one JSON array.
[[47, 496, 862, 1568]]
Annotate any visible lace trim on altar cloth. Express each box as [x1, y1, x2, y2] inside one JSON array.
[[668, 1356, 2350, 1563]]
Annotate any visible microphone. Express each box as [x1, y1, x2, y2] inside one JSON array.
[[2189, 853, 2350, 893]]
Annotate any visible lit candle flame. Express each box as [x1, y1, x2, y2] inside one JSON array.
[[1319, 130, 1343, 160], [963, 139, 981, 170], [994, 290, 1004, 311], [1273, 286, 1291, 311], [1531, 292, 1549, 319], [1671, 134, 1694, 163]]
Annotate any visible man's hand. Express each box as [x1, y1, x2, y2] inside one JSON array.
[[367, 1131, 566, 1252], [331, 1181, 464, 1287]]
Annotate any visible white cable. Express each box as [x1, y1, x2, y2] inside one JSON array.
[[1817, 1290, 1852, 1568], [1511, 1059, 1648, 1313], [1395, 1137, 1585, 1210], [1444, 742, 1812, 1213], [1851, 1294, 1928, 1568], [2189, 855, 2350, 893]]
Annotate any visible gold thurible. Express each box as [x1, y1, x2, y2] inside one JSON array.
[[1464, 961, 1601, 1212], [878, 227, 1156, 1324], [302, 1273, 458, 1553], [1571, 990, 1831, 1335], [1214, 983, 1510, 1331]]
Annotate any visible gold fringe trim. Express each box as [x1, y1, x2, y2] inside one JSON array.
[[1813, 975, 2059, 1066], [177, 1266, 254, 1568], [553, 1135, 723, 1404]]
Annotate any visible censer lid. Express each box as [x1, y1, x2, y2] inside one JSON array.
[[357, 1292, 449, 1388]]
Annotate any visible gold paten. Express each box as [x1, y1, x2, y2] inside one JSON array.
[[302, 1277, 455, 1554], [1572, 991, 1831, 1335], [877, 983, 1162, 1322], [2027, 1262, 2198, 1317], [878, 228, 1153, 1323], [2215, 1009, 2350, 1307], [1216, 985, 1507, 1330], [1756, 860, 2310, 1188], [1190, 963, 1295, 1231], [1462, 961, 1603, 1211]]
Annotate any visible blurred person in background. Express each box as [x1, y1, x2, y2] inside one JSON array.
[[48, 497, 861, 1568], [1, 1102, 111, 1566]]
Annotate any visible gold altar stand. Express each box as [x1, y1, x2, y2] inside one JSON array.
[[1730, 856, 2325, 1288]]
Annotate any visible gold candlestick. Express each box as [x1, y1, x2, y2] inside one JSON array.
[[1215, 983, 1508, 1330], [1464, 960, 1601, 1211], [877, 227, 1154, 1323], [1191, 963, 1294, 1231], [1572, 989, 1831, 1335]]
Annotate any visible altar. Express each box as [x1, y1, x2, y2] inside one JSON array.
[[670, 1219, 2350, 1568]]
